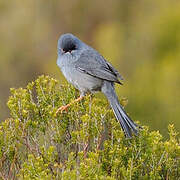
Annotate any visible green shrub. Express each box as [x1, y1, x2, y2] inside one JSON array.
[[0, 75, 179, 179]]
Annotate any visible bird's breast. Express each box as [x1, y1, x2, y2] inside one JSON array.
[[61, 65, 102, 93]]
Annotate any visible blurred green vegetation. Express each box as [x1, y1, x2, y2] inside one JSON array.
[[0, 0, 180, 137], [0, 76, 179, 179]]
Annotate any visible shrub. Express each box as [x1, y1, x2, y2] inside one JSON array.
[[0, 75, 179, 179]]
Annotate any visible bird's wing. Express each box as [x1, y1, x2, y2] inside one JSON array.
[[106, 61, 124, 80], [74, 49, 123, 84]]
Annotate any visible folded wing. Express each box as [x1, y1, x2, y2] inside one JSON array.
[[74, 49, 123, 84]]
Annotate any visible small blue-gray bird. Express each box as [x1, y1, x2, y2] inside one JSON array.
[[57, 33, 139, 138]]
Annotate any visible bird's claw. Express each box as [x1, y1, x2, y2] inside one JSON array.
[[56, 104, 69, 114], [56, 96, 83, 115]]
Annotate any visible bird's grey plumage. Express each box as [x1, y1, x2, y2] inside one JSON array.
[[74, 50, 123, 84], [57, 33, 139, 138]]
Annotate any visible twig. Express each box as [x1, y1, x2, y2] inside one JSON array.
[[0, 171, 6, 180], [7, 147, 17, 180]]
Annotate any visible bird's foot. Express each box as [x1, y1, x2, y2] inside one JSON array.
[[56, 104, 70, 114], [56, 96, 83, 115]]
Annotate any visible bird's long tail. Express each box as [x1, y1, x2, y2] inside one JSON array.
[[102, 81, 138, 138]]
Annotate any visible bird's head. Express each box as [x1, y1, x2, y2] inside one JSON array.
[[57, 33, 83, 55]]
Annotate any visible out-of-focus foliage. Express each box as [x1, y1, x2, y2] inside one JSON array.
[[0, 0, 180, 137], [0, 76, 179, 179]]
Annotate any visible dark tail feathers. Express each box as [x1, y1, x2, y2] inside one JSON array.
[[102, 82, 139, 138], [110, 99, 138, 138]]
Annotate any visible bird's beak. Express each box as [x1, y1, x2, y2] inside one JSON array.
[[60, 48, 65, 54]]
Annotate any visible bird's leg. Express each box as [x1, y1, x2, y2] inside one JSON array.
[[56, 96, 83, 114]]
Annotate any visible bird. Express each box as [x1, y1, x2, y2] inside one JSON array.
[[56, 33, 139, 138]]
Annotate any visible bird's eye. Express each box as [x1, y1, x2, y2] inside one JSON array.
[[63, 43, 76, 53]]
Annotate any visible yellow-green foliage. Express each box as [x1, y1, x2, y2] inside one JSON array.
[[0, 75, 179, 179]]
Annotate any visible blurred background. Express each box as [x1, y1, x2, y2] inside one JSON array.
[[0, 0, 180, 137]]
